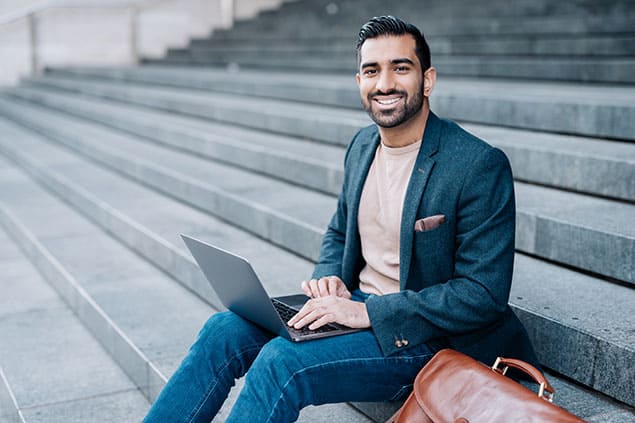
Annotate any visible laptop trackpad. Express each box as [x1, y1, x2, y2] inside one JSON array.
[[274, 294, 310, 310]]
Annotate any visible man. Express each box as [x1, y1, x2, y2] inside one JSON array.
[[144, 15, 538, 422]]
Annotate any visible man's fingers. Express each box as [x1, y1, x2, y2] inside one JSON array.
[[339, 286, 352, 299], [302, 279, 320, 298], [308, 314, 335, 330], [287, 299, 317, 327], [318, 278, 330, 297], [292, 308, 322, 329], [327, 277, 338, 296], [301, 280, 312, 297], [301, 276, 349, 298]]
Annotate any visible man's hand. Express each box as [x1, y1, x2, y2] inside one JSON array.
[[287, 296, 371, 330], [301, 276, 351, 299]]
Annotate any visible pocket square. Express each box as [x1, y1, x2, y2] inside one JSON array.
[[414, 214, 446, 232]]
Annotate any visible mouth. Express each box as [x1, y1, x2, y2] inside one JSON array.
[[372, 93, 404, 108]]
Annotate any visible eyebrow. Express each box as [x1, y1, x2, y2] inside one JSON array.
[[360, 57, 415, 70]]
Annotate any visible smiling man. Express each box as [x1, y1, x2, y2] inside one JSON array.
[[143, 16, 538, 422]]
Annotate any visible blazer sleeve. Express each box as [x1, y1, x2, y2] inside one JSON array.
[[365, 147, 516, 356]]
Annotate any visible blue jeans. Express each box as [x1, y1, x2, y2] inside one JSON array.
[[143, 291, 435, 422]]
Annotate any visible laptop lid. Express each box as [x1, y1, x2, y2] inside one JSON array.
[[181, 234, 362, 342], [181, 234, 291, 339]]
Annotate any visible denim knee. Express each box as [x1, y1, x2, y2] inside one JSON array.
[[253, 337, 304, 378], [244, 338, 311, 411], [192, 312, 263, 359]]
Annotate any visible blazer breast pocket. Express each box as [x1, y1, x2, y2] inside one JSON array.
[[414, 214, 446, 232]]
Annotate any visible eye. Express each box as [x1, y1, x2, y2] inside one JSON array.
[[363, 68, 377, 76], [395, 65, 409, 73]]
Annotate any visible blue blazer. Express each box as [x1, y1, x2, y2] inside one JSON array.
[[313, 112, 538, 367]]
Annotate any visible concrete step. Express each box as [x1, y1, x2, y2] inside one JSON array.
[[22, 73, 368, 145], [214, 0, 635, 38], [2, 90, 634, 286], [6, 85, 345, 196], [19, 70, 635, 203], [41, 67, 635, 143], [179, 1, 634, 84], [0, 120, 633, 422], [0, 203, 149, 422], [153, 52, 635, 84], [0, 367, 24, 423], [188, 33, 635, 57], [0, 105, 633, 408], [0, 121, 371, 423]]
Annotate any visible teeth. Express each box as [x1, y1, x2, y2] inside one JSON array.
[[376, 97, 401, 105]]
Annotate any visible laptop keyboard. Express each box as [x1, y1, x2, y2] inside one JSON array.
[[272, 298, 339, 335]]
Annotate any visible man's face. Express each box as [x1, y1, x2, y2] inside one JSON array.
[[356, 35, 425, 128]]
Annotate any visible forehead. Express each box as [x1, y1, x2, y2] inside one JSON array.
[[359, 34, 419, 66]]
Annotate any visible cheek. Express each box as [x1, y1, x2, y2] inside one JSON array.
[[359, 83, 373, 99]]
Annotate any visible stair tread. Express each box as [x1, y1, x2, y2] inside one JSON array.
[[8, 83, 635, 204], [2, 97, 633, 258], [0, 115, 631, 358], [0, 113, 632, 412], [0, 224, 149, 420], [53, 65, 635, 110], [1, 98, 633, 288], [14, 80, 635, 164], [0, 136, 369, 422]]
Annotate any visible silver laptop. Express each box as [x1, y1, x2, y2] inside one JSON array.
[[181, 234, 361, 342]]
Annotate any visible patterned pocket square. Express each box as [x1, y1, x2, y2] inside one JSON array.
[[414, 214, 446, 232]]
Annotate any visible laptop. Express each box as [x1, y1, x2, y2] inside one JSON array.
[[181, 234, 362, 342]]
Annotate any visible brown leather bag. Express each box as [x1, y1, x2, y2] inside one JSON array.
[[386, 349, 586, 423]]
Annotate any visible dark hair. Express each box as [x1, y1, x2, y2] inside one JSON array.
[[356, 15, 431, 71]]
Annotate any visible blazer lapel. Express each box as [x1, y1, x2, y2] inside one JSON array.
[[399, 112, 442, 288]]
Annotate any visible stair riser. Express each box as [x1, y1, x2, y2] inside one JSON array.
[[216, 12, 635, 38], [514, 307, 635, 406], [0, 108, 325, 262], [2, 134, 633, 408], [10, 84, 635, 202], [0, 141, 221, 310], [0, 204, 166, 404], [0, 367, 25, 423], [0, 99, 632, 286], [516, 213, 633, 284], [187, 35, 635, 57], [38, 72, 635, 143], [155, 54, 635, 84]]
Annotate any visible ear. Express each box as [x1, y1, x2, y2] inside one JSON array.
[[355, 73, 361, 87], [423, 67, 437, 97]]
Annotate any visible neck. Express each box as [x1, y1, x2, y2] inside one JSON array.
[[378, 105, 429, 148]]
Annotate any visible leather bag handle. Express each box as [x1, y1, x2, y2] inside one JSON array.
[[492, 357, 555, 401]]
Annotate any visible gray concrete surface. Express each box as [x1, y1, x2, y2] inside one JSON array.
[[0, 221, 149, 422], [43, 66, 635, 141], [1, 96, 632, 287], [0, 367, 24, 423], [0, 115, 632, 409], [0, 143, 369, 422], [0, 2, 633, 419], [8, 80, 635, 201]]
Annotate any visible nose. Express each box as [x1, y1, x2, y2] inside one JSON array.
[[375, 71, 396, 94]]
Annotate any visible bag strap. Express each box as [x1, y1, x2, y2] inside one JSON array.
[[492, 357, 555, 402]]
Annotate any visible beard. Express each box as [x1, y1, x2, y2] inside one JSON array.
[[362, 84, 424, 128]]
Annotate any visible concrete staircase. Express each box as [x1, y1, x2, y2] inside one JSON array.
[[0, 0, 633, 421]]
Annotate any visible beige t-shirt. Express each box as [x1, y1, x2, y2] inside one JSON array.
[[357, 139, 422, 295]]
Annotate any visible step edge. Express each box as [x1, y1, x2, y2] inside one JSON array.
[[0, 366, 26, 423], [0, 121, 632, 405], [0, 203, 166, 404]]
